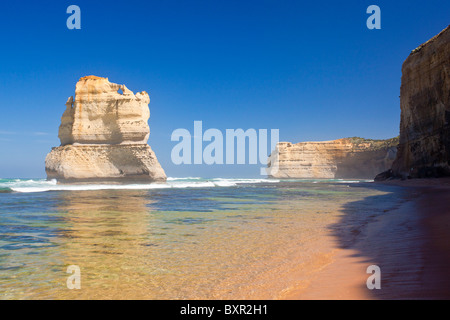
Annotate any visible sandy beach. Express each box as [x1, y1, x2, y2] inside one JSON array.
[[1, 178, 449, 299], [285, 178, 450, 299]]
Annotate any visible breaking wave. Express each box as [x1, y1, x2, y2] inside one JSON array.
[[0, 177, 373, 194], [0, 177, 281, 193]]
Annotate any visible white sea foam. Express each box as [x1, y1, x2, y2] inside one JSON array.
[[211, 178, 280, 184], [3, 177, 280, 193], [166, 177, 203, 181], [2, 177, 371, 193], [334, 179, 374, 183], [281, 178, 372, 184], [172, 181, 216, 188]]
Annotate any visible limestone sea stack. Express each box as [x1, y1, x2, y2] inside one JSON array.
[[45, 76, 166, 183], [387, 26, 450, 179], [267, 137, 398, 179]]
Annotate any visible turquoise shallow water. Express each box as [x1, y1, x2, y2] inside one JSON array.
[[0, 178, 401, 299]]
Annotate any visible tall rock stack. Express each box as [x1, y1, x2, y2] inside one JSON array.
[[45, 76, 166, 183], [390, 26, 450, 179]]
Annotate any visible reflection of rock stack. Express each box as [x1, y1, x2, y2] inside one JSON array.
[[45, 76, 166, 183], [54, 189, 156, 299]]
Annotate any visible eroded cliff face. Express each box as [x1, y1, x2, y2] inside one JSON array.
[[267, 137, 398, 179], [45, 76, 166, 182], [59, 75, 150, 145], [390, 26, 450, 179]]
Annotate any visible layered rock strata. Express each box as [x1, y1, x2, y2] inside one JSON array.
[[389, 26, 450, 179], [45, 76, 166, 182], [267, 137, 398, 179]]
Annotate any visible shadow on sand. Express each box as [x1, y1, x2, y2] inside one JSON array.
[[328, 182, 450, 299]]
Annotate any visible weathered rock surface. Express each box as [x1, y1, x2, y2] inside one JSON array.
[[267, 137, 398, 179], [46, 76, 166, 182], [59, 75, 151, 145], [390, 25, 450, 179]]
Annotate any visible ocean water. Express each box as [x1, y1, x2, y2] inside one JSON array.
[[0, 177, 400, 299]]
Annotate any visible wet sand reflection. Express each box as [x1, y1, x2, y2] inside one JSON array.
[[55, 189, 159, 299]]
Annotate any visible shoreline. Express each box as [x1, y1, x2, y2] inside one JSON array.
[[284, 178, 450, 299], [2, 177, 450, 299]]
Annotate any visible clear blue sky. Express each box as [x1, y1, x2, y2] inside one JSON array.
[[0, 0, 448, 178]]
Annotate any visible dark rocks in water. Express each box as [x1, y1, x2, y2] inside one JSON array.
[[374, 169, 394, 181]]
